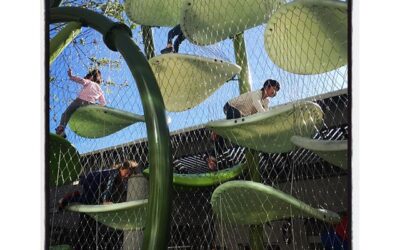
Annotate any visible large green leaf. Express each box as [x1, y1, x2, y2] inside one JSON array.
[[125, 0, 182, 26], [143, 164, 244, 187], [264, 0, 347, 74], [49, 133, 81, 187], [211, 181, 340, 225], [206, 101, 324, 153], [291, 135, 348, 169], [69, 105, 144, 138], [181, 0, 283, 45], [67, 199, 148, 231], [149, 54, 241, 112]]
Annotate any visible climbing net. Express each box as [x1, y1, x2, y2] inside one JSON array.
[[48, 0, 349, 249]]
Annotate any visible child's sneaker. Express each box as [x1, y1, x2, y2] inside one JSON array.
[[55, 125, 67, 138], [161, 47, 174, 54]]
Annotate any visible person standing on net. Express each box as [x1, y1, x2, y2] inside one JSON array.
[[55, 68, 106, 138], [160, 24, 186, 54], [206, 79, 281, 170]]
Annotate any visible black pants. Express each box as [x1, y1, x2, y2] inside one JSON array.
[[223, 102, 242, 120], [167, 25, 186, 52]]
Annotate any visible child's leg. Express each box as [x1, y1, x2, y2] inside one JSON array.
[[59, 98, 90, 128], [167, 25, 182, 44], [174, 32, 186, 53], [225, 103, 242, 120]]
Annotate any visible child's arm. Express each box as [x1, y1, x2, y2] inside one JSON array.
[[98, 91, 106, 106], [251, 92, 266, 113], [99, 90, 106, 106], [67, 68, 89, 85], [100, 170, 119, 204]]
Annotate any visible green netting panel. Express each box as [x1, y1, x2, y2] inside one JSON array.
[[264, 0, 348, 74], [50, 22, 82, 65], [68, 105, 144, 138], [143, 164, 244, 187], [291, 135, 348, 169], [211, 180, 341, 225], [206, 101, 324, 153], [148, 54, 241, 112], [49, 133, 81, 187], [181, 0, 283, 45], [67, 199, 148, 231], [125, 0, 182, 26]]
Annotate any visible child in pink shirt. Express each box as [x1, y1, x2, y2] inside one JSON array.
[[55, 68, 106, 138]]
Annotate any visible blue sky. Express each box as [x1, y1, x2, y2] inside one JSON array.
[[50, 5, 347, 154]]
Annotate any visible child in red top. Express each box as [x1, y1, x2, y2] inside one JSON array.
[[55, 68, 106, 138]]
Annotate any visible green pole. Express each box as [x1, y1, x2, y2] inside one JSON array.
[[232, 33, 263, 250], [50, 22, 82, 65], [141, 26, 156, 59], [232, 33, 251, 94], [50, 7, 172, 250]]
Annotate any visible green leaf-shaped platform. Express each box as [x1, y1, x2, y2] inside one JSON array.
[[181, 0, 283, 45], [149, 54, 241, 112], [264, 0, 348, 74], [143, 164, 244, 187], [211, 181, 340, 225], [125, 0, 182, 26], [69, 105, 144, 138], [291, 135, 348, 169], [67, 199, 148, 231], [206, 101, 324, 153], [49, 133, 81, 187]]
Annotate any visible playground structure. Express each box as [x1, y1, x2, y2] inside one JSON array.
[[48, 0, 349, 249]]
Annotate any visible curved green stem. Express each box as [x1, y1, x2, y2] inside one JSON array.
[[50, 22, 81, 65], [50, 7, 172, 250]]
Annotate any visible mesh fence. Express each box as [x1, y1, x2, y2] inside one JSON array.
[[48, 0, 349, 249]]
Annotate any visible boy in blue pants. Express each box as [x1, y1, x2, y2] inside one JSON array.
[[161, 25, 186, 54]]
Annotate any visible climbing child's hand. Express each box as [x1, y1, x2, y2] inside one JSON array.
[[67, 68, 72, 77]]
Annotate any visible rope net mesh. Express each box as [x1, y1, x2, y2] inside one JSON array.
[[49, 0, 349, 249]]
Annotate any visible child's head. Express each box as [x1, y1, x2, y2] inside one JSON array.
[[118, 160, 139, 179], [261, 79, 280, 98], [85, 69, 102, 84]]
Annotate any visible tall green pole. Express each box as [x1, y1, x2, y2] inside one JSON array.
[[232, 33, 251, 94], [142, 26, 155, 59], [232, 33, 263, 250], [50, 7, 172, 250]]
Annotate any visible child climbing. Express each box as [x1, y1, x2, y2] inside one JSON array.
[[160, 24, 186, 54], [207, 79, 281, 170], [55, 68, 106, 138], [58, 160, 139, 209]]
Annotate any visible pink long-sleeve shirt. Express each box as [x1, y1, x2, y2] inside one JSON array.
[[69, 75, 106, 105]]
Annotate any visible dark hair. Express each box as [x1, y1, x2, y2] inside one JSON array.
[[119, 160, 138, 170], [84, 69, 102, 84], [261, 79, 280, 91]]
